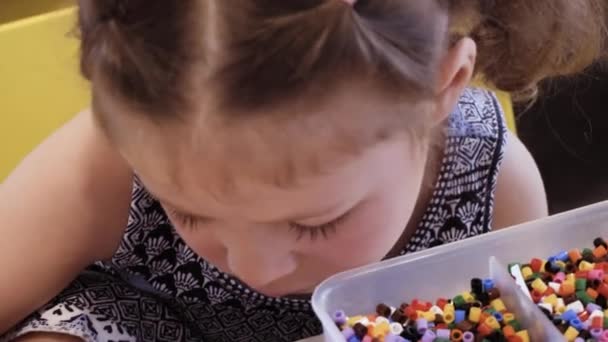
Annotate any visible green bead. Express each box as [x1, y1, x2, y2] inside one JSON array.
[[435, 339, 450, 342], [575, 278, 588, 291], [453, 295, 466, 308], [531, 272, 542, 279], [603, 316, 608, 329], [583, 248, 594, 258], [576, 290, 594, 305], [508, 319, 522, 331], [448, 322, 457, 329]]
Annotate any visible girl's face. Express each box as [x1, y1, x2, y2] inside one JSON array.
[[99, 88, 431, 297]]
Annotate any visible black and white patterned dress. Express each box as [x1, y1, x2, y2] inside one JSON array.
[[2, 88, 507, 342]]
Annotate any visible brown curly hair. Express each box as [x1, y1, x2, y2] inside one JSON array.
[[79, 0, 607, 118]]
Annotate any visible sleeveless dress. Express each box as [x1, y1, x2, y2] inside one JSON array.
[[2, 88, 507, 342]]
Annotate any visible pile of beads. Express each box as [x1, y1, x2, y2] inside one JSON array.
[[335, 278, 530, 342], [514, 237, 608, 341]]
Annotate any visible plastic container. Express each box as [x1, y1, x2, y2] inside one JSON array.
[[312, 201, 608, 341]]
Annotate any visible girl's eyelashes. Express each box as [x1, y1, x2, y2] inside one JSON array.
[[166, 208, 201, 229], [166, 205, 351, 241], [288, 212, 350, 242]]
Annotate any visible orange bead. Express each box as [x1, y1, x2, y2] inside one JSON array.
[[477, 323, 493, 337], [503, 325, 516, 337], [587, 287, 599, 299], [560, 283, 575, 296], [569, 249, 583, 263], [507, 337, 524, 342], [594, 245, 608, 258]]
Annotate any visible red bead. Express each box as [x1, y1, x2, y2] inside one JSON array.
[[436, 298, 448, 310], [592, 316, 603, 329], [530, 258, 543, 273], [576, 271, 589, 279], [597, 283, 608, 298]]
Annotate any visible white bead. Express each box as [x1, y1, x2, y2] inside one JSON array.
[[429, 305, 444, 316], [556, 298, 565, 309], [566, 300, 584, 314], [589, 310, 604, 319], [375, 316, 390, 325], [548, 282, 561, 293], [390, 322, 404, 335]]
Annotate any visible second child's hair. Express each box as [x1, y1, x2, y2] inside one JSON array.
[[79, 0, 607, 120]]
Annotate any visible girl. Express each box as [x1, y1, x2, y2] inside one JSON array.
[[1, 0, 605, 341]]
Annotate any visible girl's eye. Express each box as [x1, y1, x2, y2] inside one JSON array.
[[288, 212, 350, 241], [167, 208, 198, 229]]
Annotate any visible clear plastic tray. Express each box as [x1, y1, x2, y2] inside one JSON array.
[[312, 201, 608, 341]]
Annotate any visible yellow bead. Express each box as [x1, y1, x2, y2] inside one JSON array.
[[579, 261, 595, 271], [491, 298, 507, 313], [543, 294, 558, 307], [347, 315, 364, 326], [516, 330, 531, 342], [566, 273, 576, 283], [485, 316, 500, 330], [502, 313, 515, 323], [443, 311, 455, 324], [555, 260, 567, 270], [541, 260, 547, 272], [564, 326, 579, 341], [444, 304, 455, 314], [557, 305, 567, 314], [422, 311, 435, 322], [521, 266, 533, 280], [469, 307, 482, 323], [531, 278, 548, 294], [375, 322, 390, 337], [462, 292, 475, 303]]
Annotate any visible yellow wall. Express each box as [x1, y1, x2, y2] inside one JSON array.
[[0, 0, 73, 25], [0, 7, 90, 180]]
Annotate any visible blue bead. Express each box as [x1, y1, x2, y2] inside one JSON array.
[[455, 310, 466, 323], [555, 251, 569, 262], [493, 312, 504, 322], [561, 309, 577, 322], [547, 256, 558, 264], [570, 318, 584, 331], [483, 278, 495, 291]]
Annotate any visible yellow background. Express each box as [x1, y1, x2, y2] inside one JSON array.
[[0, 3, 516, 181]]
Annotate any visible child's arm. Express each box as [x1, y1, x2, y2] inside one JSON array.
[[492, 132, 548, 229], [0, 111, 132, 334]]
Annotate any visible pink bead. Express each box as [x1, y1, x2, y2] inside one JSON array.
[[588, 269, 605, 281], [553, 272, 566, 283]]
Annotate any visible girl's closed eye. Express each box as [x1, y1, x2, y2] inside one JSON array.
[[166, 208, 207, 230], [288, 211, 350, 242], [167, 205, 350, 241]]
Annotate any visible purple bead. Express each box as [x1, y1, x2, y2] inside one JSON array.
[[591, 328, 604, 338], [421, 330, 436, 342], [463, 331, 475, 342], [333, 310, 347, 325], [586, 303, 602, 314], [384, 333, 408, 342], [341, 327, 354, 339], [574, 338, 584, 342], [416, 318, 428, 334], [436, 328, 450, 338]]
